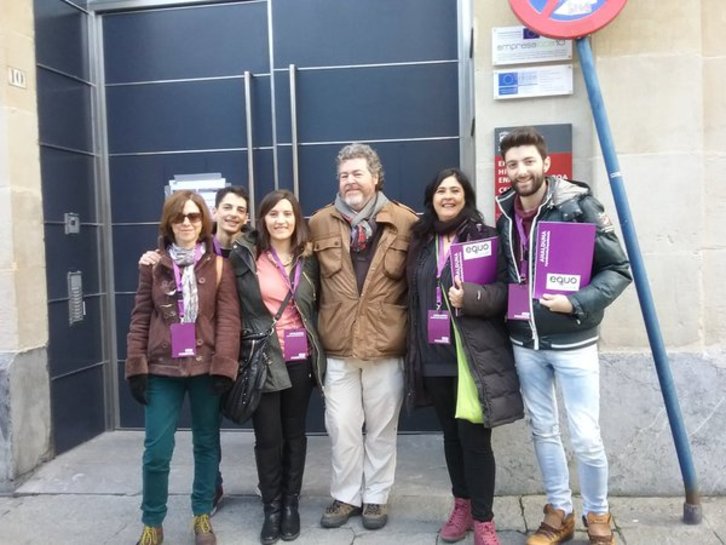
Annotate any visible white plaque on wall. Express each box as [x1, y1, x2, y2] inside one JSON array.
[[493, 65, 573, 100], [492, 26, 572, 66]]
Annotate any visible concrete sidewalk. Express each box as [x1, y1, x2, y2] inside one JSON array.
[[1, 431, 723, 545]]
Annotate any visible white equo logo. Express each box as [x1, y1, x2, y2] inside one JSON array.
[[463, 241, 492, 261], [546, 273, 581, 291]]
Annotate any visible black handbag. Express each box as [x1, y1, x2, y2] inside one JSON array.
[[222, 291, 293, 424]]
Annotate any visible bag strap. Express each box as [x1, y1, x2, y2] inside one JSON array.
[[272, 290, 294, 325]]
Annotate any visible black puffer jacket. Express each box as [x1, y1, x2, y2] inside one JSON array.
[[405, 219, 524, 428], [496, 177, 632, 350], [229, 232, 326, 393]]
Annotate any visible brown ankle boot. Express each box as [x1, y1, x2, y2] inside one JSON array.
[[135, 525, 163, 545], [193, 514, 216, 545], [584, 512, 616, 545], [526, 504, 575, 545]]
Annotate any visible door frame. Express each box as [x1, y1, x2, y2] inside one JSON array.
[[87, 0, 475, 428]]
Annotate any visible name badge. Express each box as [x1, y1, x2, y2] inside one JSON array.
[[427, 310, 451, 344], [283, 328, 309, 361], [170, 322, 197, 358], [507, 283, 531, 321]]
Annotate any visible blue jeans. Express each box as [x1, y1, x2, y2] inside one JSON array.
[[513, 344, 608, 515]]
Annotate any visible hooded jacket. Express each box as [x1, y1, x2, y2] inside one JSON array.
[[496, 177, 632, 350]]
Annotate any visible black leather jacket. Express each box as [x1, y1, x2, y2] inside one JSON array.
[[496, 177, 632, 350], [229, 232, 326, 393]]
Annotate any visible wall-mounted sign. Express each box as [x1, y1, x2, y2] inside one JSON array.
[[508, 0, 629, 39], [493, 123, 573, 217], [167, 173, 227, 213], [492, 26, 572, 65], [494, 64, 573, 100]]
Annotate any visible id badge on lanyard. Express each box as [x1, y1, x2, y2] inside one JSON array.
[[508, 215, 531, 321], [269, 250, 309, 361], [171, 323, 197, 357], [283, 329, 308, 361], [507, 283, 531, 321], [427, 235, 454, 345]]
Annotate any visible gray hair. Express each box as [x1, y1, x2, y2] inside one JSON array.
[[336, 143, 385, 190]]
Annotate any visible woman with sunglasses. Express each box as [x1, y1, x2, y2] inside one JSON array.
[[229, 190, 325, 545], [126, 190, 241, 545]]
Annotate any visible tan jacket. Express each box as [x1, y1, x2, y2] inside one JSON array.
[[125, 242, 241, 380], [309, 200, 417, 360]]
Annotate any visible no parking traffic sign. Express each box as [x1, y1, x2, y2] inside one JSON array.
[[508, 0, 628, 39]]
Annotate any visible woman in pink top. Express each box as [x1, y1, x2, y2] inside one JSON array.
[[229, 190, 325, 545]]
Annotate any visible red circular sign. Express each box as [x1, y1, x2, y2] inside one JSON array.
[[508, 0, 628, 39]]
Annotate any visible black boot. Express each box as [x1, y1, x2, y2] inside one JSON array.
[[280, 436, 306, 541], [261, 496, 282, 545], [255, 446, 283, 545], [280, 493, 300, 541]]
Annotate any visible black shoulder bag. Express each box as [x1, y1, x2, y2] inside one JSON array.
[[222, 291, 294, 424]]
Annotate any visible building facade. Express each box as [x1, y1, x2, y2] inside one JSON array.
[[0, 0, 724, 494]]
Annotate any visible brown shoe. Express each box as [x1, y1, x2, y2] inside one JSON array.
[[193, 514, 216, 545], [136, 525, 163, 545], [526, 504, 575, 545], [320, 499, 362, 528], [362, 503, 389, 530], [584, 512, 616, 545]]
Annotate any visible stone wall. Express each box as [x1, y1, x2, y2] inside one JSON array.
[[473, 1, 726, 494], [0, 0, 52, 490]]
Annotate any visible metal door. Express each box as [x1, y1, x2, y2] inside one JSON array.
[[96, 0, 465, 430]]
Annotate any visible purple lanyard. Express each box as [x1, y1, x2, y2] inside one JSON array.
[[268, 249, 302, 297], [211, 237, 223, 257], [514, 214, 529, 280], [171, 244, 202, 317], [434, 235, 455, 309]]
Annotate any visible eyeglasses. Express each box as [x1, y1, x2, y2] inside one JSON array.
[[172, 212, 203, 224]]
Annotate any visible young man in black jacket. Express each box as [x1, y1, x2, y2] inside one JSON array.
[[496, 127, 632, 545]]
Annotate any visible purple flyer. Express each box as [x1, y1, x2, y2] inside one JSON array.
[[449, 236, 498, 285], [532, 221, 596, 299]]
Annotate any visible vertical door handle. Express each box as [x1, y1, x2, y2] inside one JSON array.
[[244, 71, 256, 223], [289, 64, 299, 200]]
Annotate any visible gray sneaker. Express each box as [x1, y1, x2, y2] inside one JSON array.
[[362, 503, 388, 530], [320, 499, 362, 528]]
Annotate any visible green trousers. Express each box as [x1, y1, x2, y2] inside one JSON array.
[[141, 374, 221, 526]]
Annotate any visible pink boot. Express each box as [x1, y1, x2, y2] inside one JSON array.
[[439, 497, 473, 542], [474, 519, 501, 545]]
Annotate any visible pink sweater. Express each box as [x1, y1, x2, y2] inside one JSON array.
[[256, 252, 304, 356]]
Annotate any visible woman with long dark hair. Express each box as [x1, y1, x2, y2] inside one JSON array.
[[229, 190, 325, 545], [405, 168, 523, 545], [126, 190, 241, 545]]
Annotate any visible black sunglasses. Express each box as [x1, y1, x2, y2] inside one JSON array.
[[172, 212, 203, 224]]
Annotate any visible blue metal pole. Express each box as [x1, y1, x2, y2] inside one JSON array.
[[576, 37, 702, 524]]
